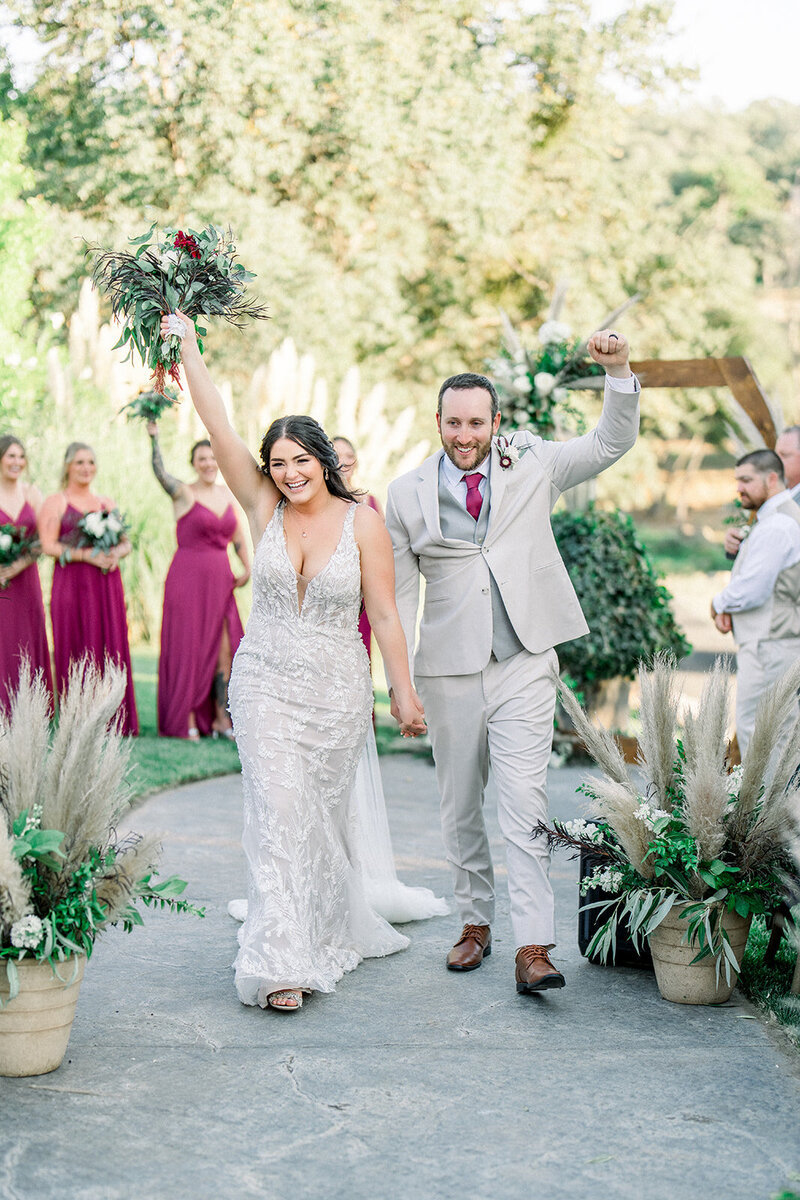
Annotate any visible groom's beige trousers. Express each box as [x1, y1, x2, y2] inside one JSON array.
[[417, 645, 558, 948]]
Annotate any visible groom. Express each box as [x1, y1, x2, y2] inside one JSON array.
[[385, 330, 639, 994]]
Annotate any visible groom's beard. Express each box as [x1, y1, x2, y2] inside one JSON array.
[[440, 433, 493, 474]]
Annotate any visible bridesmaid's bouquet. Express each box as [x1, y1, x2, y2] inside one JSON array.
[[60, 509, 130, 567], [77, 509, 130, 555], [119, 386, 180, 424], [91, 223, 269, 394], [0, 524, 38, 588]]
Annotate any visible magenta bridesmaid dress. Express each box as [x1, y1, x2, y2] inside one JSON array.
[[157, 502, 244, 737], [51, 505, 139, 736], [357, 494, 381, 657], [0, 501, 53, 713]]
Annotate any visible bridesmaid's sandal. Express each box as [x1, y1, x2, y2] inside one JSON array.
[[187, 727, 200, 742], [211, 727, 235, 741], [267, 990, 305, 1011]]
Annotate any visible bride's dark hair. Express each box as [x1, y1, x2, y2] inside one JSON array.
[[259, 416, 362, 503]]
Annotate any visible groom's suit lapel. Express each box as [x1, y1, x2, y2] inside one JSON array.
[[417, 451, 446, 544], [485, 440, 507, 539], [417, 443, 510, 546]]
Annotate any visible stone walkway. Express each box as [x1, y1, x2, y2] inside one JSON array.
[[2, 758, 799, 1200]]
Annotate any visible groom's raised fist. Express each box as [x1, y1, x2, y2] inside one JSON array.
[[587, 329, 631, 377]]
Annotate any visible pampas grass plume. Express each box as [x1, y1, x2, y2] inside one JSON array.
[[636, 653, 680, 808], [94, 832, 163, 926]]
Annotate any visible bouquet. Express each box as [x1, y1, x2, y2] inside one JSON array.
[[91, 223, 269, 394], [60, 508, 130, 566], [0, 523, 38, 588], [77, 508, 129, 556], [119, 385, 180, 424], [0, 661, 203, 1003]]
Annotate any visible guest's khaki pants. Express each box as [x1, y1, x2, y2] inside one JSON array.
[[736, 636, 800, 758], [417, 647, 558, 948]]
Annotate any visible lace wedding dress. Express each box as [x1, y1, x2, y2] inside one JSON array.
[[227, 500, 446, 1006]]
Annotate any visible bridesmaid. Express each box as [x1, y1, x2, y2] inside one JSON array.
[[147, 422, 250, 739], [38, 442, 139, 735], [0, 435, 53, 712], [332, 437, 383, 660]]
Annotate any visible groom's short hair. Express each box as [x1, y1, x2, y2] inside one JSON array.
[[438, 373, 499, 420]]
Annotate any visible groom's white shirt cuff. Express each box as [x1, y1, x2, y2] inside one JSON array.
[[604, 372, 638, 393]]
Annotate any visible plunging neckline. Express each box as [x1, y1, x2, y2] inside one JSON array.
[[180, 500, 233, 522], [64, 501, 107, 517], [279, 500, 354, 615], [0, 501, 32, 524]]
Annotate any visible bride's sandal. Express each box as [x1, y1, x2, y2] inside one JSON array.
[[267, 989, 305, 1011]]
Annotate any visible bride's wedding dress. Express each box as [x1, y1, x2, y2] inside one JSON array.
[[227, 500, 446, 1006]]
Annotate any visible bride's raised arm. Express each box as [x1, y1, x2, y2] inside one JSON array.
[[161, 310, 278, 530]]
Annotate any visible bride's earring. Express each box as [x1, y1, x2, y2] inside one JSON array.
[[324, 467, 329, 480]]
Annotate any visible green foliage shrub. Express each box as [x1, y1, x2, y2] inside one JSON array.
[[553, 505, 691, 700]]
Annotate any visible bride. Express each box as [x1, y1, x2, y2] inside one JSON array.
[[163, 312, 445, 1012]]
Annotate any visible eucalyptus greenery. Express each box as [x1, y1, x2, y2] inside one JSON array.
[[91, 223, 268, 392], [120, 386, 180, 424], [0, 659, 203, 1004], [537, 656, 800, 983], [0, 523, 38, 587]]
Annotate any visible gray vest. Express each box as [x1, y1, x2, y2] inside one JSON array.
[[437, 462, 524, 662]]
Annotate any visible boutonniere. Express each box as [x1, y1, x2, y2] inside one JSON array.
[[495, 435, 525, 470]]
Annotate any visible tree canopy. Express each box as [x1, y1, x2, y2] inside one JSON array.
[[2, 0, 798, 431]]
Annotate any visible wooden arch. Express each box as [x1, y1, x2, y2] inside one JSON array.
[[629, 356, 776, 448]]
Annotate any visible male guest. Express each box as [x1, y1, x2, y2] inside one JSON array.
[[725, 425, 800, 558], [712, 449, 800, 756], [385, 330, 638, 996]]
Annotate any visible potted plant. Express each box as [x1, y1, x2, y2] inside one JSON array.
[[0, 658, 203, 1076], [536, 654, 800, 1004]]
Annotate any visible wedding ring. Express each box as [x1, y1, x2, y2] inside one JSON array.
[[165, 313, 187, 339]]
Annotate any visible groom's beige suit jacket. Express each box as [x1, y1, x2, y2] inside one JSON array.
[[385, 383, 640, 680]]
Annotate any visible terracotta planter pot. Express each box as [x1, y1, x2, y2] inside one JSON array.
[[648, 905, 752, 1005], [0, 955, 86, 1077]]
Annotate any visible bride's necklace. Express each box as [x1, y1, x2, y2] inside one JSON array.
[[286, 501, 309, 538]]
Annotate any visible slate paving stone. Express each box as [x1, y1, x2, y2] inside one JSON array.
[[1, 760, 798, 1200]]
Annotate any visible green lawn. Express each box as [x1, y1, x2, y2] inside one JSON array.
[[127, 649, 241, 803]]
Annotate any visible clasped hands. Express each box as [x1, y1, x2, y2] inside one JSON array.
[[389, 688, 427, 739]]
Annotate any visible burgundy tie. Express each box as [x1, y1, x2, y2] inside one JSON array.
[[463, 472, 483, 521]]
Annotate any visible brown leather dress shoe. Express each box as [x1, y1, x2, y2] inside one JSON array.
[[515, 945, 565, 993], [446, 924, 492, 971]]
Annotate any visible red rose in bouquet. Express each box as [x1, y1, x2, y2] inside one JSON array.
[[91, 224, 269, 395]]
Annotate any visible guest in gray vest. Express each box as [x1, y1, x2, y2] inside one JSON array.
[[713, 449, 800, 756], [385, 330, 640, 996], [724, 426, 800, 559]]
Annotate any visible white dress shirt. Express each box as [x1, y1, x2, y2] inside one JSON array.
[[713, 489, 800, 614], [440, 373, 639, 510]]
